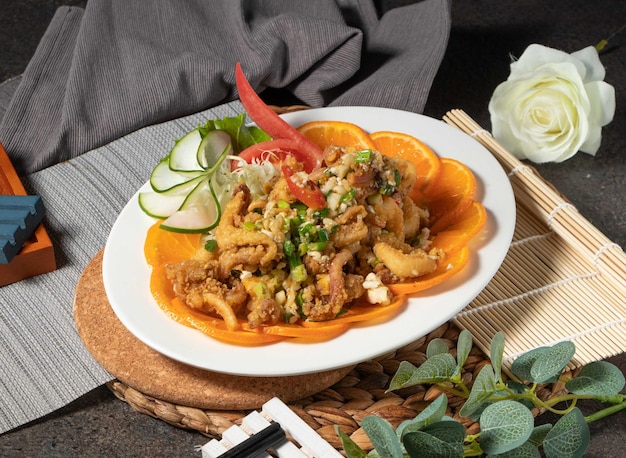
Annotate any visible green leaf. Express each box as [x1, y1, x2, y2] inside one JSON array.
[[200, 114, 271, 153], [527, 423, 552, 447], [403, 429, 463, 458], [452, 330, 473, 380], [422, 421, 466, 452], [490, 332, 505, 382], [388, 361, 418, 391], [486, 441, 541, 458], [361, 416, 404, 458], [398, 394, 448, 438], [389, 354, 457, 390], [479, 400, 534, 455], [459, 364, 497, 417], [427, 338, 450, 358], [511, 342, 575, 384], [565, 361, 626, 396], [510, 348, 539, 382], [334, 425, 368, 458], [530, 342, 575, 383], [542, 407, 590, 458]]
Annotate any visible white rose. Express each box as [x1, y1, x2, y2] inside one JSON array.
[[488, 44, 615, 163]]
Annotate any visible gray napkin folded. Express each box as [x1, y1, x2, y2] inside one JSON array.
[[0, 0, 450, 176]]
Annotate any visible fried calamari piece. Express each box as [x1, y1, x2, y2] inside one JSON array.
[[216, 184, 279, 276], [165, 259, 247, 330]]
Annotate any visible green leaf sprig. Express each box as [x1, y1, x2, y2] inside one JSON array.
[[336, 331, 626, 457]]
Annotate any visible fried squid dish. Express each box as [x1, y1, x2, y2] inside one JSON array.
[[164, 146, 444, 331]]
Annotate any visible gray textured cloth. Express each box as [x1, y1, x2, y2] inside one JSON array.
[[0, 0, 450, 434], [0, 0, 450, 176]]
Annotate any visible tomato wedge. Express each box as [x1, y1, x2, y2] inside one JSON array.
[[236, 138, 319, 173], [235, 62, 323, 170], [282, 165, 326, 210]]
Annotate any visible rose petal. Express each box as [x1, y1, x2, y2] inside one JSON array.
[[584, 80, 616, 127], [578, 124, 602, 156], [510, 44, 587, 81], [571, 46, 606, 82]]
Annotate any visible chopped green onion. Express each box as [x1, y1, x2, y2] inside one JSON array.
[[354, 149, 373, 164], [277, 200, 290, 209], [293, 202, 307, 215], [308, 241, 327, 252], [341, 188, 356, 202], [284, 240, 296, 257], [242, 221, 257, 231], [298, 223, 314, 238], [298, 242, 308, 257], [283, 240, 305, 279], [394, 169, 401, 186], [204, 240, 218, 252], [254, 282, 270, 298], [289, 217, 300, 233], [313, 208, 329, 219], [295, 292, 307, 319], [317, 228, 329, 242], [291, 264, 308, 282], [380, 183, 395, 196]]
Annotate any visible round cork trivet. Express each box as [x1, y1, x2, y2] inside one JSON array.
[[73, 250, 354, 410]]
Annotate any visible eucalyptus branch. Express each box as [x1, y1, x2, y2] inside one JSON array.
[[585, 399, 626, 423], [435, 382, 468, 399], [337, 331, 626, 458], [536, 397, 579, 416]]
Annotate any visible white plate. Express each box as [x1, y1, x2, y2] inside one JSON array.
[[102, 107, 515, 377]]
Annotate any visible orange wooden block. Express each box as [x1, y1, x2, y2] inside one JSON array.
[[0, 143, 56, 286]]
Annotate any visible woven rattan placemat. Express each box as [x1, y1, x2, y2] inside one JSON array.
[[73, 109, 625, 451]]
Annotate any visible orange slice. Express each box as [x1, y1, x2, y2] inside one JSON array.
[[297, 120, 377, 150], [431, 201, 487, 254], [252, 321, 350, 340], [370, 131, 441, 194], [424, 158, 476, 235], [317, 295, 408, 325], [144, 221, 200, 266]]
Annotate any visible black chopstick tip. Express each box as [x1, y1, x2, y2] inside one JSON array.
[[220, 421, 286, 458]]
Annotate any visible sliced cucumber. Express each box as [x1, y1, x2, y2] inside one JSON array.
[[141, 124, 240, 233], [138, 191, 187, 219], [150, 160, 203, 192], [168, 128, 203, 172], [197, 130, 233, 170], [160, 179, 221, 233]]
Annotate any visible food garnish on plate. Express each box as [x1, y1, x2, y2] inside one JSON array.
[[139, 64, 486, 345]]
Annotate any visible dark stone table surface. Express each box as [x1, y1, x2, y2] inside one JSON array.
[[1, 0, 624, 456]]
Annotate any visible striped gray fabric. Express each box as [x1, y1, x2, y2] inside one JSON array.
[[0, 101, 246, 434], [0, 0, 450, 433]]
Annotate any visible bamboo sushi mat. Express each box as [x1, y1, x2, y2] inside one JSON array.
[[443, 109, 626, 372], [105, 109, 626, 450]]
